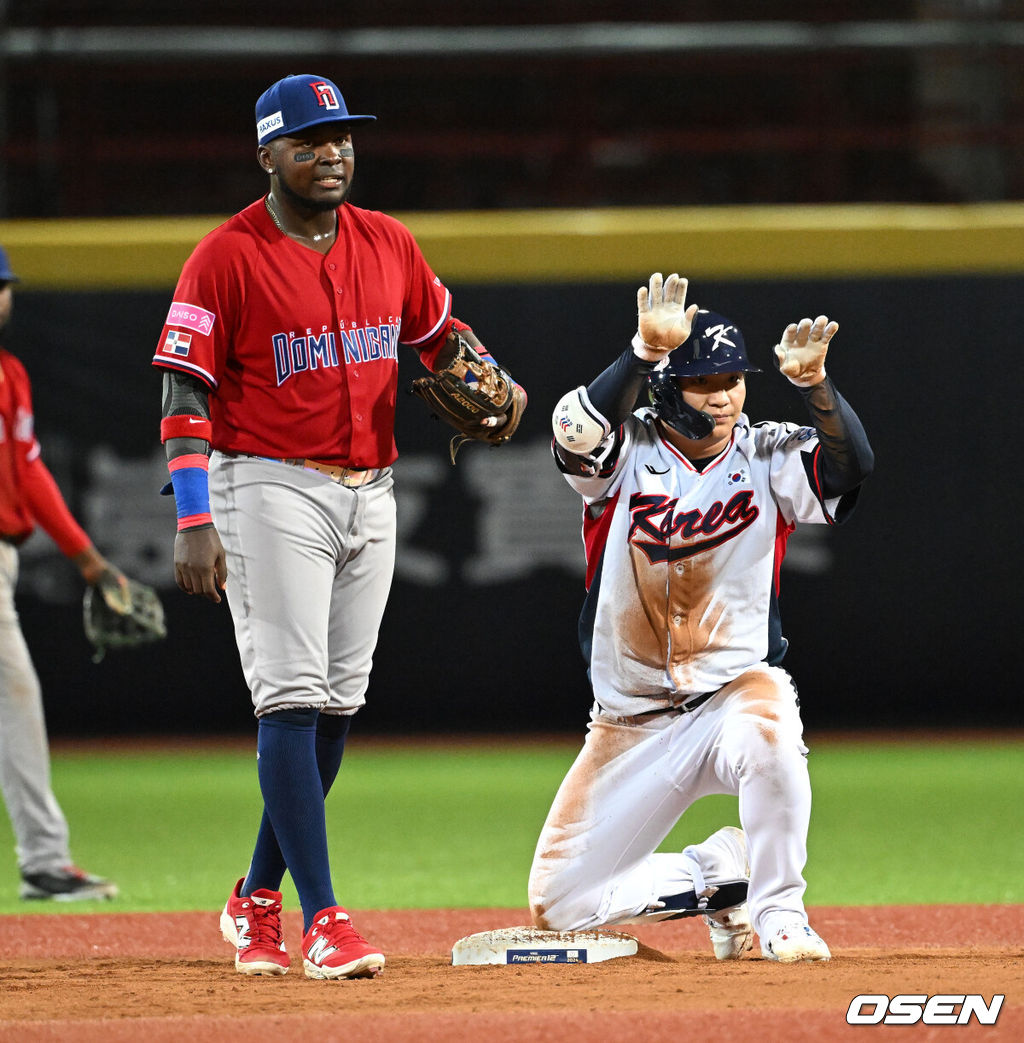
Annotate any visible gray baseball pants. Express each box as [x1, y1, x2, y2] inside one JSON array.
[[0, 541, 73, 875], [208, 453, 397, 717]]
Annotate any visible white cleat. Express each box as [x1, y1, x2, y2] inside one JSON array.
[[763, 921, 831, 962], [692, 826, 754, 961], [706, 902, 754, 960]]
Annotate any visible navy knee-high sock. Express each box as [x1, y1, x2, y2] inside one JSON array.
[[314, 712, 351, 791], [244, 708, 337, 930], [243, 714, 351, 906]]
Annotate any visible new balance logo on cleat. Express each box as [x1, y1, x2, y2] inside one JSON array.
[[306, 934, 338, 964], [302, 906, 385, 980], [220, 878, 289, 976]]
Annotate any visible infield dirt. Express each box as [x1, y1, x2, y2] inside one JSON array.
[[2, 904, 1020, 1041]]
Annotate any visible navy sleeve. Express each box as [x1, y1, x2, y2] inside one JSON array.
[[586, 347, 659, 427], [797, 377, 874, 499]]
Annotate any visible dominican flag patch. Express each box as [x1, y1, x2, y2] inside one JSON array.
[[163, 330, 192, 356]]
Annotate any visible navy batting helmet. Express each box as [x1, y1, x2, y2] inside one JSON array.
[[647, 309, 759, 440], [662, 309, 760, 378]]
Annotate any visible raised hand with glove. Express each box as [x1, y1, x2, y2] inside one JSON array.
[[632, 272, 700, 362], [772, 314, 872, 499], [774, 315, 839, 387]]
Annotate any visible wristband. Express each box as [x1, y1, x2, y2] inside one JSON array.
[[463, 345, 497, 386], [161, 414, 213, 443], [631, 332, 664, 362], [167, 453, 212, 531]]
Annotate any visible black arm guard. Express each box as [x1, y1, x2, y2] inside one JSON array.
[[798, 377, 874, 498], [586, 347, 659, 426]]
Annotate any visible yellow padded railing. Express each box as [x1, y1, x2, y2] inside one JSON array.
[[2, 203, 1023, 289]]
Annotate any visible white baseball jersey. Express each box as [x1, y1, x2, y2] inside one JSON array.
[[564, 408, 851, 719]]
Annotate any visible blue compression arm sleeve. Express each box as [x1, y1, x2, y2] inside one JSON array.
[[586, 347, 659, 426], [798, 377, 874, 498]]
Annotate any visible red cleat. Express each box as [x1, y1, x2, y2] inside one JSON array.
[[302, 906, 385, 979], [220, 878, 290, 976]]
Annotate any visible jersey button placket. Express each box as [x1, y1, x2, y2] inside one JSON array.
[[667, 554, 692, 668]]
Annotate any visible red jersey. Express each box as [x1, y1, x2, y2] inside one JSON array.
[[152, 199, 454, 468], [0, 348, 90, 555]]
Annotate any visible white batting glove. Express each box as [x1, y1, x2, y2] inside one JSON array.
[[633, 272, 700, 362], [774, 315, 838, 387]]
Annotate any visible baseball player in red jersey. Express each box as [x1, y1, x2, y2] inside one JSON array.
[[530, 273, 873, 962], [154, 74, 523, 979], [0, 245, 119, 901]]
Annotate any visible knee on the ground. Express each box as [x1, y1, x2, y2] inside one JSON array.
[[528, 890, 573, 931], [528, 866, 591, 932], [528, 869, 561, 930]]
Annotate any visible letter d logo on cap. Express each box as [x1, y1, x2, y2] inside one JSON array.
[[310, 81, 340, 110]]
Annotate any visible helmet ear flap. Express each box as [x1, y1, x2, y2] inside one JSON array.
[[647, 373, 716, 440]]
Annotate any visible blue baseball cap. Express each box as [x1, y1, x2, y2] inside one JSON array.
[[0, 244, 18, 283], [255, 74, 376, 145]]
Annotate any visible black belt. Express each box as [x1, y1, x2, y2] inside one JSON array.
[[0, 532, 29, 547], [597, 689, 717, 726]]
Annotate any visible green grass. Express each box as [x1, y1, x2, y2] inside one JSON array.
[[0, 736, 1020, 916], [803, 739, 1024, 905]]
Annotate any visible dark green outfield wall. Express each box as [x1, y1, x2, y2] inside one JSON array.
[[6, 272, 1018, 735]]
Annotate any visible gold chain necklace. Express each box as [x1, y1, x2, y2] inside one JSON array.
[[265, 196, 336, 243]]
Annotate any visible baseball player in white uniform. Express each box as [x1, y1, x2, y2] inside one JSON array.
[[529, 273, 873, 962]]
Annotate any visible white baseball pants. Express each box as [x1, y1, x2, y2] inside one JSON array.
[[528, 665, 815, 942]]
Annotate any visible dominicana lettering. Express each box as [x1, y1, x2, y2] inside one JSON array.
[[273, 320, 401, 386]]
